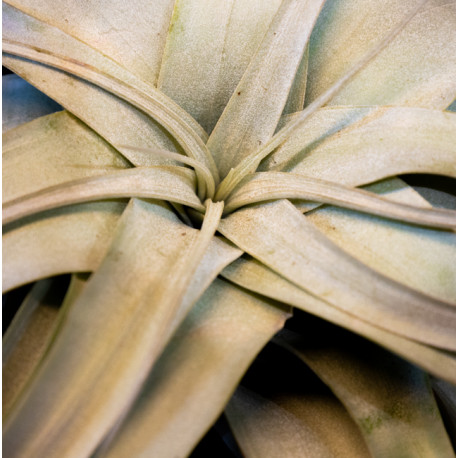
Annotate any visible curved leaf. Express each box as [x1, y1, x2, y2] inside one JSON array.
[[3, 201, 125, 293], [306, 1, 456, 109], [3, 166, 204, 225], [96, 280, 290, 458], [276, 329, 455, 457], [214, 0, 429, 199], [3, 4, 214, 181], [3, 199, 240, 458], [4, 0, 175, 85], [3, 39, 219, 197], [261, 106, 456, 185], [306, 178, 456, 303], [226, 384, 370, 458], [207, 0, 325, 176], [218, 200, 455, 350], [224, 171, 455, 230], [222, 256, 456, 383]]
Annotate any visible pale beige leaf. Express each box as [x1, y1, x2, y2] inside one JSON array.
[[146, 199, 226, 333], [4, 0, 175, 85], [3, 40, 218, 196], [3, 202, 125, 293], [224, 171, 455, 230], [306, 1, 456, 109], [157, 0, 282, 133], [2, 4, 185, 158], [207, 0, 325, 176], [95, 279, 290, 458], [2, 74, 61, 132], [3, 111, 130, 202], [261, 106, 456, 185], [282, 43, 309, 115], [280, 180, 455, 304], [214, 1, 429, 199], [3, 275, 88, 414], [277, 329, 455, 457], [2, 109, 214, 208], [2, 2, 455, 456], [116, 145, 216, 198], [226, 385, 370, 458], [3, 166, 204, 225], [3, 200, 240, 458], [306, 178, 456, 303], [2, 4, 211, 172], [1, 4, 208, 143], [3, 279, 59, 414], [218, 200, 455, 350], [222, 256, 456, 383]]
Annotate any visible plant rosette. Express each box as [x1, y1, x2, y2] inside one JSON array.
[[2, 1, 456, 457]]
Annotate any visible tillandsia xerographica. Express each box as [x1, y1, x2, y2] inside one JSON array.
[[2, 0, 456, 456]]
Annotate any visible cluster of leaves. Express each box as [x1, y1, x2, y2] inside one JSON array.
[[2, 0, 456, 456]]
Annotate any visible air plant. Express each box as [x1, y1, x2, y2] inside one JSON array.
[[2, 0, 456, 456]]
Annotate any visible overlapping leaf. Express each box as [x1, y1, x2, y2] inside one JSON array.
[[276, 329, 455, 457], [262, 106, 456, 184], [218, 200, 455, 350], [207, 0, 325, 175], [95, 280, 290, 458], [157, 0, 282, 133], [222, 256, 456, 383], [3, 200, 240, 457], [306, 0, 456, 108], [226, 366, 371, 458]]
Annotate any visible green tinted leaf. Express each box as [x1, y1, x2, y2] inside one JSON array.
[[3, 111, 130, 202], [306, 179, 456, 302], [277, 329, 455, 457]]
